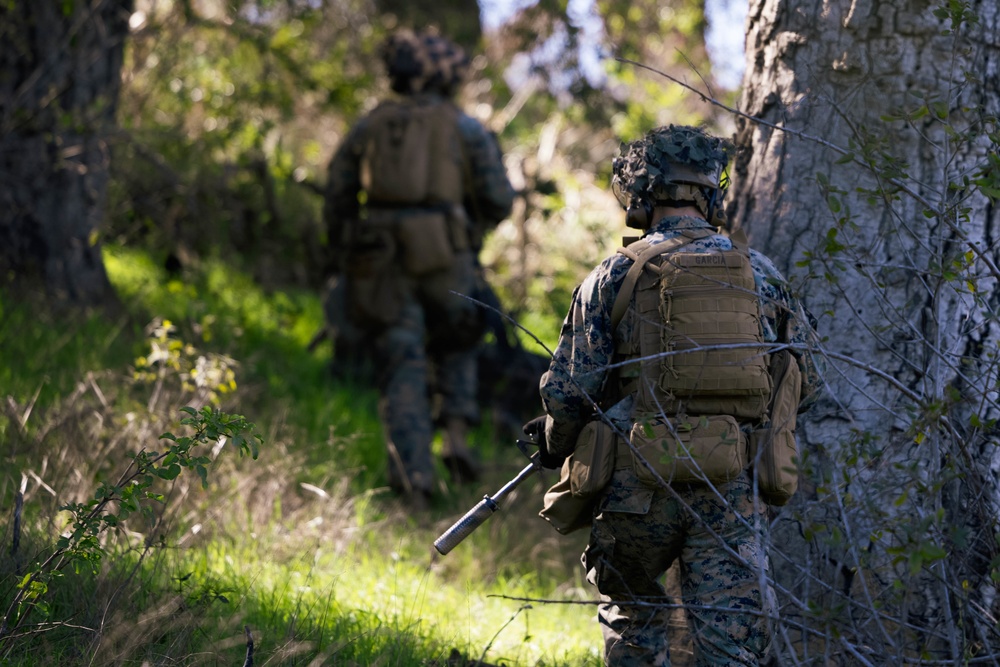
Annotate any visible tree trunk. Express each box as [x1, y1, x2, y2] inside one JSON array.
[[731, 0, 1000, 661], [0, 0, 132, 305]]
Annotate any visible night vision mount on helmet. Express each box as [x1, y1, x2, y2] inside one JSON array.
[[612, 125, 734, 229]]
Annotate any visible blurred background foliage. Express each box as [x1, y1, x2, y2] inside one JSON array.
[[0, 4, 745, 660], [108, 0, 738, 347]]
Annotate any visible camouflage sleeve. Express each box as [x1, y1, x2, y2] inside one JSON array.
[[323, 118, 369, 270], [750, 249, 825, 412], [539, 256, 623, 457], [457, 113, 515, 230]]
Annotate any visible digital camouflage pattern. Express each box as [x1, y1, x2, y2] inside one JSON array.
[[539, 215, 824, 458], [585, 469, 771, 666], [323, 33, 514, 497], [538, 213, 824, 665], [376, 278, 481, 494]]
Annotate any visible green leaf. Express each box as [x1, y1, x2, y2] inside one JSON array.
[[196, 464, 209, 489], [158, 463, 182, 480]]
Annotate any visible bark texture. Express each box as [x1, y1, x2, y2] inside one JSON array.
[[731, 0, 1000, 661], [0, 0, 132, 305]]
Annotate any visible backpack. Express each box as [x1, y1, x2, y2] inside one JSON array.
[[359, 97, 464, 206], [356, 97, 471, 280], [609, 228, 776, 488], [611, 228, 772, 420]]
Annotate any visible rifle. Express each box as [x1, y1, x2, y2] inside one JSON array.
[[433, 440, 542, 555]]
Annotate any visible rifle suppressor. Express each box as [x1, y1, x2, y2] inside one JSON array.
[[433, 452, 540, 555]]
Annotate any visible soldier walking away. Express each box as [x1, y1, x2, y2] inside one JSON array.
[[323, 29, 515, 509], [524, 125, 823, 665]]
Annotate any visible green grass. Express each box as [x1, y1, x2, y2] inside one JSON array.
[[0, 247, 600, 666]]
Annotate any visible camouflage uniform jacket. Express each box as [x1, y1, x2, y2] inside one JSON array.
[[323, 92, 514, 265], [539, 215, 824, 458]]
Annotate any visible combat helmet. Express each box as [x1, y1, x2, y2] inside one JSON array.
[[381, 28, 470, 97], [612, 125, 734, 229]]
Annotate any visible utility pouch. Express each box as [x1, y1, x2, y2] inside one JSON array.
[[538, 465, 592, 535], [395, 211, 455, 277], [445, 204, 471, 254], [629, 414, 746, 487], [345, 238, 404, 328], [539, 420, 618, 535], [569, 420, 617, 496], [749, 350, 802, 506]]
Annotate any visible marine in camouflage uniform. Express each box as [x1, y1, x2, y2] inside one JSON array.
[[529, 126, 823, 665], [324, 29, 514, 506]]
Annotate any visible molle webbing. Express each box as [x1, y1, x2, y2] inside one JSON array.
[[610, 230, 710, 330], [612, 229, 771, 420]]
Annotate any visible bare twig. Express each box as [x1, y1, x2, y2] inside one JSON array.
[[243, 625, 254, 667]]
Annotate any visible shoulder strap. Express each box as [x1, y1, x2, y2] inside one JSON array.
[[609, 228, 715, 332], [729, 226, 750, 255]]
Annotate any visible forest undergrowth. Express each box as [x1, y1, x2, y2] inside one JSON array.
[[0, 246, 604, 666]]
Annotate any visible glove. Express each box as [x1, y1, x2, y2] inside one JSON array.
[[522, 415, 567, 470]]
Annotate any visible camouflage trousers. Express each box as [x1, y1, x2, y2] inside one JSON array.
[[582, 468, 770, 667], [371, 256, 482, 494]]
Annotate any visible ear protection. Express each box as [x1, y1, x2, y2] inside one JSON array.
[[625, 198, 654, 229], [705, 177, 730, 227]]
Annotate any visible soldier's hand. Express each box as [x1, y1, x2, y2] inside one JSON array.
[[522, 415, 566, 469], [522, 415, 546, 440]]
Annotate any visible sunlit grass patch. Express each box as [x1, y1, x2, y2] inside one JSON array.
[[104, 244, 386, 486], [173, 497, 604, 666], [104, 244, 325, 353], [2, 244, 601, 666]]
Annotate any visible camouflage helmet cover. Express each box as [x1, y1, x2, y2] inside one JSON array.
[[381, 28, 470, 95], [612, 125, 735, 208]]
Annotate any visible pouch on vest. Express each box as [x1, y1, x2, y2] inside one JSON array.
[[345, 242, 405, 328], [569, 420, 617, 496], [539, 420, 617, 534], [395, 210, 455, 276], [629, 414, 746, 487], [749, 349, 803, 505]]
